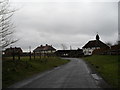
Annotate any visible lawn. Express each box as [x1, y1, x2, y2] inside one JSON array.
[[2, 56, 70, 88], [82, 55, 119, 88]]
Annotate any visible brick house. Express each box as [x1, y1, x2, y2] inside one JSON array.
[[93, 44, 120, 55], [109, 44, 120, 55], [4, 47, 23, 56]]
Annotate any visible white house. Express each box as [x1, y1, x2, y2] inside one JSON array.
[[82, 34, 110, 55], [33, 44, 56, 56]]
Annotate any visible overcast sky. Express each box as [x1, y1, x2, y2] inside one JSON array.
[[9, 0, 118, 52]]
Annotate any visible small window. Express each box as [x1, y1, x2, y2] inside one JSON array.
[[88, 51, 91, 53]]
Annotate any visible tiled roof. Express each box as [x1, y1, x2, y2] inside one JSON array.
[[82, 40, 109, 48], [33, 45, 56, 52]]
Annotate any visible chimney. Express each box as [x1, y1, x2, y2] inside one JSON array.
[[40, 45, 43, 47]]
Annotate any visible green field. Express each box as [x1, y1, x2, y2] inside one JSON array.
[[2, 56, 70, 88], [82, 55, 119, 88]]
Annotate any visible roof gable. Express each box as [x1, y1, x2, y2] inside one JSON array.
[[5, 47, 23, 52], [82, 40, 109, 48], [33, 45, 56, 52]]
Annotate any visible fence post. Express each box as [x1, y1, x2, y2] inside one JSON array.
[[29, 46, 31, 60], [12, 48, 15, 61], [34, 52, 35, 60]]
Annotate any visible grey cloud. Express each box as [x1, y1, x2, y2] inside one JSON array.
[[10, 1, 118, 51]]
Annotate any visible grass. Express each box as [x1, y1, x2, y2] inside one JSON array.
[[2, 56, 70, 88], [82, 55, 119, 88]]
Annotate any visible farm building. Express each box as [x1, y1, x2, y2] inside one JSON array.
[[55, 48, 84, 57]]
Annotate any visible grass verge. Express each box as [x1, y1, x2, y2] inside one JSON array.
[[82, 55, 119, 88], [2, 56, 70, 88]]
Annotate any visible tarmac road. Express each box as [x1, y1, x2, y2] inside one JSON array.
[[9, 58, 106, 88]]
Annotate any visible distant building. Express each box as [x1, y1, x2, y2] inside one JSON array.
[[82, 34, 110, 55], [93, 44, 120, 55], [109, 44, 120, 55], [4, 47, 23, 56], [33, 44, 56, 56], [55, 48, 84, 57], [92, 48, 109, 55]]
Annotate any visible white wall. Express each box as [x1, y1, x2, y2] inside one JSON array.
[[83, 47, 100, 55]]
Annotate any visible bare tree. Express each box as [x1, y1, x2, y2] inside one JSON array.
[[0, 0, 17, 50], [61, 43, 67, 50], [114, 40, 120, 45], [106, 42, 112, 47]]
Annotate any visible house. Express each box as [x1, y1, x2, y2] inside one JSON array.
[[4, 47, 23, 56], [92, 48, 109, 55], [109, 44, 120, 55], [55, 48, 84, 57], [93, 44, 120, 55], [33, 44, 56, 56], [82, 34, 110, 55]]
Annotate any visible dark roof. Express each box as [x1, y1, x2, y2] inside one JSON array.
[[33, 45, 56, 52], [82, 40, 109, 48], [43, 46, 56, 51], [55, 49, 83, 54], [55, 49, 84, 57], [5, 47, 23, 52]]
